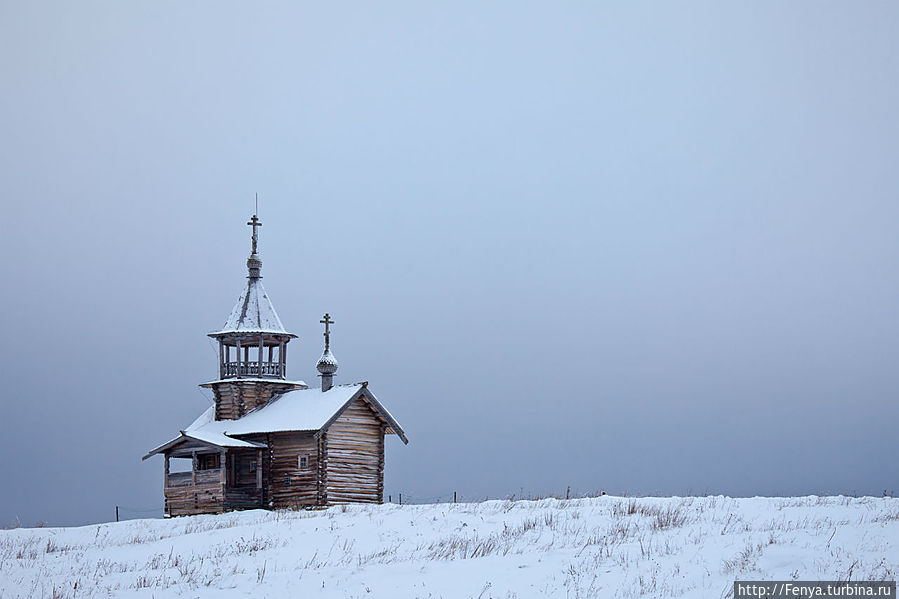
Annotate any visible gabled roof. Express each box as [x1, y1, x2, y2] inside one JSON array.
[[315, 384, 408, 444], [209, 277, 295, 338], [143, 382, 408, 460]]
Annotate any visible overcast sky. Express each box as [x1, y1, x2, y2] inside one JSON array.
[[1, 2, 898, 526]]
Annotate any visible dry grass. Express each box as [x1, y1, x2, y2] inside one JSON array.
[[1, 496, 897, 598]]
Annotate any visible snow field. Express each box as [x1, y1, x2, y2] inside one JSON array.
[[1, 495, 897, 598]]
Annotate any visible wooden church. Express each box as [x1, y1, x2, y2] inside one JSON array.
[[144, 215, 408, 516]]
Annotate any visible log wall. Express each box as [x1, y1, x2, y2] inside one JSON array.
[[224, 485, 262, 509], [267, 432, 320, 508], [161, 392, 393, 514], [211, 381, 302, 420], [324, 398, 385, 504]]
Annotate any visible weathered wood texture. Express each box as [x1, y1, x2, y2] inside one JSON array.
[[211, 380, 300, 420], [324, 398, 385, 504], [164, 475, 224, 517], [317, 433, 328, 506], [266, 432, 319, 508], [223, 445, 266, 509], [164, 452, 264, 515], [168, 439, 225, 458], [167, 469, 221, 487], [224, 485, 261, 509], [162, 394, 392, 515]]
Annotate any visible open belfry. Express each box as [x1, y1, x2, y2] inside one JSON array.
[[144, 215, 408, 516]]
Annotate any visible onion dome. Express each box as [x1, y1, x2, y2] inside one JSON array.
[[316, 313, 338, 390], [316, 348, 339, 375]]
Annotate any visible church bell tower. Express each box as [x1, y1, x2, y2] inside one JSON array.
[[201, 215, 307, 420]]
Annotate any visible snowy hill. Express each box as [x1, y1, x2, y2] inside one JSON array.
[[2, 496, 897, 598]]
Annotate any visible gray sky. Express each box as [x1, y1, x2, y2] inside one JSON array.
[[1, 2, 898, 526]]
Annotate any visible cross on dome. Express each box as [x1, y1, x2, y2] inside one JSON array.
[[247, 214, 262, 255], [320, 313, 334, 350], [317, 313, 339, 386]]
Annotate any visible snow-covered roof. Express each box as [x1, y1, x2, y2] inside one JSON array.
[[209, 276, 295, 338], [183, 428, 267, 449], [144, 383, 407, 459], [196, 383, 366, 436], [228, 383, 407, 441], [141, 407, 267, 459], [182, 407, 267, 448]]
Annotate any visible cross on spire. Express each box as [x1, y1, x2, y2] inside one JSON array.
[[320, 313, 334, 350], [247, 214, 262, 255]]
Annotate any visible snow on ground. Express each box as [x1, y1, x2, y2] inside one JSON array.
[[1, 496, 897, 598]]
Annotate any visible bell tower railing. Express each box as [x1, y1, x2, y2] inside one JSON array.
[[222, 361, 284, 378], [218, 336, 288, 380]]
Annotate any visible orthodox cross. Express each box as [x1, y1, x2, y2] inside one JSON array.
[[320, 313, 334, 350], [247, 214, 262, 254]]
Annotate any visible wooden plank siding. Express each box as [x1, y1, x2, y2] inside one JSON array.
[[267, 432, 319, 508], [323, 398, 385, 504], [165, 474, 224, 517]]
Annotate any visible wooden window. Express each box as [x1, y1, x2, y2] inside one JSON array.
[[298, 456, 308, 469], [197, 454, 219, 471], [250, 460, 257, 473]]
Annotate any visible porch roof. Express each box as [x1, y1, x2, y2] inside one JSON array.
[[141, 408, 267, 459]]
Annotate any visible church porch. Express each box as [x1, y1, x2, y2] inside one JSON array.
[[158, 440, 267, 517]]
